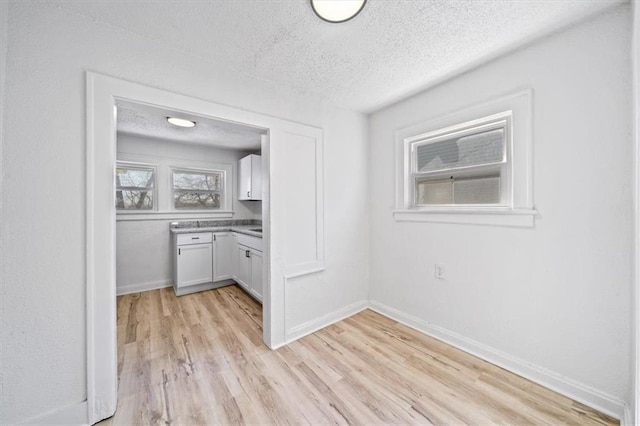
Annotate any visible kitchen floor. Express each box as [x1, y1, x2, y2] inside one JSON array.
[[98, 286, 618, 425]]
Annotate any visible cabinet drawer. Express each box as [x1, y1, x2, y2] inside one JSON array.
[[177, 232, 212, 245], [236, 233, 262, 252]]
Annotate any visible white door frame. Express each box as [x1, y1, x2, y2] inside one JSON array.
[[634, 1, 640, 424], [86, 73, 323, 424]]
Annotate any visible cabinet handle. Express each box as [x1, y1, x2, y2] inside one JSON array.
[[192, 237, 199, 240], [245, 250, 250, 258], [213, 234, 216, 241], [178, 248, 181, 255], [247, 191, 251, 198]]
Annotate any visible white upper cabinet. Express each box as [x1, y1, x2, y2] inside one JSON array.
[[238, 154, 262, 201]]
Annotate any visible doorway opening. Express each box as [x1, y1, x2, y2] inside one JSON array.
[[86, 73, 273, 424], [110, 99, 268, 421]]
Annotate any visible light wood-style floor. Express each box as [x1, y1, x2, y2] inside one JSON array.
[[99, 285, 618, 425]]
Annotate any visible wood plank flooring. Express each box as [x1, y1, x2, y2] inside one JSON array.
[[98, 285, 618, 425]]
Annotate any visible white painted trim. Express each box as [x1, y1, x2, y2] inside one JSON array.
[[393, 208, 537, 227], [86, 72, 118, 425], [634, 1, 640, 424], [285, 265, 326, 279], [278, 299, 369, 348], [116, 279, 172, 296], [281, 129, 326, 278], [116, 212, 234, 221], [368, 300, 627, 421], [19, 400, 89, 426], [261, 133, 273, 347], [394, 90, 534, 227]]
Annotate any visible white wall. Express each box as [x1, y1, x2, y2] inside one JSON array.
[[369, 4, 631, 412], [0, 1, 369, 423], [282, 109, 370, 336], [116, 134, 260, 294]]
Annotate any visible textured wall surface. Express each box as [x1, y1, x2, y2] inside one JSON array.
[[34, 0, 623, 112], [369, 5, 631, 403], [0, 2, 369, 423]]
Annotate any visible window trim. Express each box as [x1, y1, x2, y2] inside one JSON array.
[[394, 90, 536, 227], [115, 161, 158, 213], [170, 166, 227, 211]]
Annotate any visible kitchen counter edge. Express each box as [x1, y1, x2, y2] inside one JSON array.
[[170, 226, 263, 239]]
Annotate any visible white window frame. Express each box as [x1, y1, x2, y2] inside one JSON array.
[[115, 161, 158, 213], [394, 90, 536, 227], [410, 112, 511, 207], [171, 167, 227, 211]]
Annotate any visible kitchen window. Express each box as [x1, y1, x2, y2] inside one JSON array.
[[394, 90, 535, 227], [115, 162, 156, 210], [172, 168, 225, 210]]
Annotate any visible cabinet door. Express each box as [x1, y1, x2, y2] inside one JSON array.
[[250, 154, 262, 201], [236, 246, 250, 290], [212, 233, 233, 281], [231, 233, 238, 279], [250, 249, 263, 302], [238, 155, 252, 201], [176, 243, 213, 288]]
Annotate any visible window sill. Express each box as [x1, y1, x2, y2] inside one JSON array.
[[392, 208, 537, 228], [117, 211, 234, 222]]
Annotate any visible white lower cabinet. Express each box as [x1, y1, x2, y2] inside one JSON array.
[[174, 230, 262, 300], [233, 233, 263, 303], [236, 245, 251, 291], [212, 232, 234, 282], [249, 249, 263, 301], [175, 233, 213, 294]]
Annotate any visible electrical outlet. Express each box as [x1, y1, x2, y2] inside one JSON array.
[[434, 264, 445, 280]]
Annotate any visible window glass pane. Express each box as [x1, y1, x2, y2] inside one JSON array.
[[173, 171, 222, 191], [453, 176, 501, 204], [116, 190, 154, 210], [116, 167, 154, 189], [417, 128, 504, 173], [115, 164, 155, 210], [174, 191, 220, 209], [416, 180, 452, 205]]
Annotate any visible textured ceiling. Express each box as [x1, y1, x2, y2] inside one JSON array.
[[116, 101, 264, 150], [57, 0, 624, 112]]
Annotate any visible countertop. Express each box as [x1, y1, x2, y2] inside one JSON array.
[[170, 224, 263, 238], [169, 220, 262, 238]]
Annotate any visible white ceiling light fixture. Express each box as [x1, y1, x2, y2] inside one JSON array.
[[167, 117, 196, 128], [311, 0, 366, 23]]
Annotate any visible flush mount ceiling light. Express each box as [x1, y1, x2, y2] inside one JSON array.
[[311, 0, 366, 23], [167, 117, 196, 128]]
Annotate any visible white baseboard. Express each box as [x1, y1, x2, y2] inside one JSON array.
[[369, 300, 627, 421], [278, 299, 368, 348], [19, 400, 88, 425], [116, 279, 172, 296]]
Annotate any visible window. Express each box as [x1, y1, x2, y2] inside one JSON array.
[[411, 113, 510, 207], [172, 168, 224, 209], [115, 162, 156, 210], [394, 90, 535, 227]]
